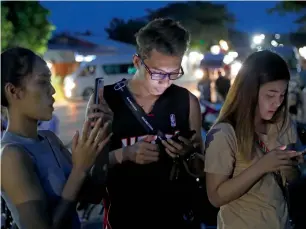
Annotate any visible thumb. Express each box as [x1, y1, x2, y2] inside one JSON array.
[[98, 87, 104, 104], [72, 130, 79, 152], [143, 135, 156, 142]]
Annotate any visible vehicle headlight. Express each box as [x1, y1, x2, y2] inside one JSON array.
[[64, 78, 76, 91]]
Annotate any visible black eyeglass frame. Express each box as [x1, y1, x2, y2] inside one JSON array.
[[135, 54, 184, 80]]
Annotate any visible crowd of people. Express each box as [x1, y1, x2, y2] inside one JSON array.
[[1, 18, 306, 229]]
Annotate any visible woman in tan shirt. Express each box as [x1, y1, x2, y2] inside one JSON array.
[[205, 50, 304, 229]]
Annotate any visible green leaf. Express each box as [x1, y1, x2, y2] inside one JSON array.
[[1, 1, 55, 54]]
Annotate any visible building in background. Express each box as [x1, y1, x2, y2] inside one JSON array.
[[44, 33, 136, 78]]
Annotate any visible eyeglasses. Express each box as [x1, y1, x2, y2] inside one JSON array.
[[136, 54, 184, 80]]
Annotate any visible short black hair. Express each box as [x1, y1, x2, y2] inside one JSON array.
[[1, 47, 38, 107], [135, 18, 190, 58]]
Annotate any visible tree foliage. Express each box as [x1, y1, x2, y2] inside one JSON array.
[[105, 18, 147, 45], [1, 5, 13, 51], [147, 2, 235, 50], [268, 1, 306, 32], [105, 2, 235, 51], [1, 1, 55, 54]]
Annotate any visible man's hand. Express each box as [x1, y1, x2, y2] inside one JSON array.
[[161, 133, 198, 158], [126, 135, 159, 164]]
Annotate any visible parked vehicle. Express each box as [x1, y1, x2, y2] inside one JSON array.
[[63, 54, 136, 100]]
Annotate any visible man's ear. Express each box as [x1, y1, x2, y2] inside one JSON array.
[[133, 54, 141, 70]]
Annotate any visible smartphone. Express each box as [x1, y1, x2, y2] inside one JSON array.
[[94, 77, 104, 105], [291, 147, 306, 163], [91, 77, 104, 127], [171, 130, 196, 143]]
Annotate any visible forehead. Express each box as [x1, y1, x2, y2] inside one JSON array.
[[31, 57, 51, 79], [145, 49, 182, 71], [260, 80, 288, 92]]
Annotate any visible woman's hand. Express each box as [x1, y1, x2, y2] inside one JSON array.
[[71, 118, 112, 173], [257, 146, 303, 173]]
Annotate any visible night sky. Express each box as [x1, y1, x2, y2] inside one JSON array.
[[41, 1, 299, 36]]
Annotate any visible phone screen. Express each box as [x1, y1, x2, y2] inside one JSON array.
[[94, 77, 104, 105]]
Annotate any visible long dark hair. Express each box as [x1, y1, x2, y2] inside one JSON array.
[[216, 50, 290, 160], [1, 47, 37, 108]]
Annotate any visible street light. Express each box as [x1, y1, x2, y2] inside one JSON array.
[[228, 51, 238, 58], [252, 34, 265, 48], [271, 40, 278, 47], [219, 40, 229, 51], [253, 35, 263, 45], [299, 46, 306, 59], [210, 45, 221, 55]]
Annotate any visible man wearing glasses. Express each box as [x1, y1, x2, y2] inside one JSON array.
[[86, 18, 203, 229]]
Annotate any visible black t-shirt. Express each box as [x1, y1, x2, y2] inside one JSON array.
[[103, 81, 190, 228]]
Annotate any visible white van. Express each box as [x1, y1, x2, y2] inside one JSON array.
[[63, 54, 136, 100]]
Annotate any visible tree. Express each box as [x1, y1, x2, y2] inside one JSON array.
[[1, 5, 13, 51], [1, 1, 55, 54], [105, 18, 147, 45], [147, 2, 235, 51], [105, 2, 235, 51], [268, 1, 306, 32]]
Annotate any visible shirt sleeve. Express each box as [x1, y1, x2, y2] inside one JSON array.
[[204, 123, 236, 175]]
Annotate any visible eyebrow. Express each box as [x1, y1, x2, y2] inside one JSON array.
[[150, 67, 181, 73], [268, 89, 286, 93]]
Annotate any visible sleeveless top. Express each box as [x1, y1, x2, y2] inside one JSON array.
[[103, 81, 190, 228], [1, 130, 80, 229]]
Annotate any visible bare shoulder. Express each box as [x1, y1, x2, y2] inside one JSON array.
[[1, 143, 34, 168], [1, 143, 45, 204], [188, 92, 200, 107]]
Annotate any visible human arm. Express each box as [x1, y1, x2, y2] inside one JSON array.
[[204, 124, 264, 207], [0, 119, 111, 228], [205, 123, 300, 208], [1, 145, 86, 229], [44, 129, 109, 205]]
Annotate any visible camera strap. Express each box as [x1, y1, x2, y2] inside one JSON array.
[[113, 79, 166, 141]]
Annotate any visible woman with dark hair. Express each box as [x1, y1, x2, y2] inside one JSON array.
[[1, 47, 112, 229], [204, 50, 304, 229]]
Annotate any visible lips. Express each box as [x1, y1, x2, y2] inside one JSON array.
[[49, 99, 55, 108]]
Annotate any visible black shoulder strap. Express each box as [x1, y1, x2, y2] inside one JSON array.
[[113, 79, 166, 141]]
